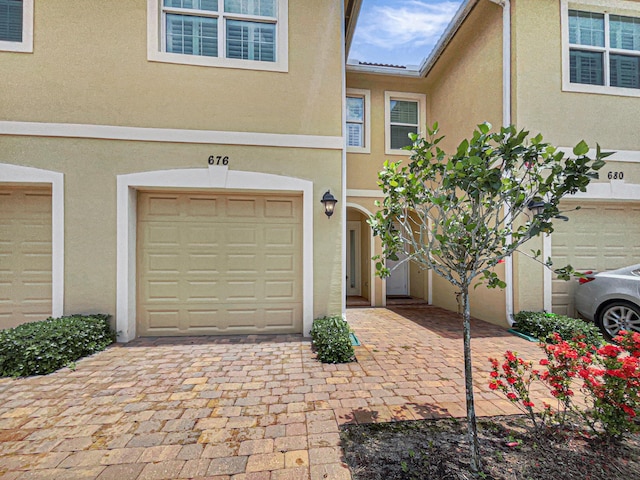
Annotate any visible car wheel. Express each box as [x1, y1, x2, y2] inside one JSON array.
[[596, 301, 640, 340]]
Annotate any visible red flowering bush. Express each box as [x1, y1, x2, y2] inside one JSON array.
[[489, 330, 640, 441], [489, 352, 546, 428]]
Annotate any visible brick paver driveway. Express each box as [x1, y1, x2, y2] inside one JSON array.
[[0, 305, 546, 479]]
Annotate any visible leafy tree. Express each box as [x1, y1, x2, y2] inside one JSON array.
[[369, 123, 608, 471]]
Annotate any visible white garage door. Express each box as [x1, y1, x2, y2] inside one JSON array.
[[0, 187, 53, 329], [552, 201, 640, 316], [137, 191, 303, 336]]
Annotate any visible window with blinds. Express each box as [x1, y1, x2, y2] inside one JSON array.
[[568, 10, 640, 90], [0, 0, 23, 43], [389, 100, 418, 150], [346, 96, 364, 148], [161, 0, 277, 62]]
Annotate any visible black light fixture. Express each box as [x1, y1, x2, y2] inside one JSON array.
[[527, 200, 546, 216], [320, 190, 338, 219]]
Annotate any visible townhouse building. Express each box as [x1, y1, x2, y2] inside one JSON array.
[[1, 0, 639, 339]]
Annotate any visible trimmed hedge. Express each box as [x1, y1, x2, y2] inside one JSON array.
[[310, 315, 355, 364], [512, 311, 603, 346], [0, 314, 115, 377]]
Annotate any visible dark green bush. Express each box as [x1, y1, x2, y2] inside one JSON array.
[[0, 314, 115, 377], [310, 315, 355, 364], [512, 311, 603, 346]]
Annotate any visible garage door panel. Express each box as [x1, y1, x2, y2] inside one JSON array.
[[146, 195, 181, 217], [137, 191, 302, 336], [266, 227, 296, 247], [186, 197, 218, 216], [186, 309, 221, 335], [0, 188, 52, 329], [187, 226, 219, 247], [186, 281, 219, 301], [265, 254, 295, 273], [227, 198, 258, 217], [145, 310, 181, 331], [552, 201, 640, 317], [187, 253, 219, 273], [265, 281, 295, 300], [146, 280, 180, 301], [227, 254, 258, 273], [147, 224, 181, 245], [227, 227, 257, 246], [265, 308, 299, 328], [147, 253, 181, 273], [226, 281, 258, 301], [265, 199, 295, 218]]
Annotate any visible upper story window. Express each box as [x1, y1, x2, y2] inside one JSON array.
[[562, 1, 640, 96], [0, 0, 33, 53], [346, 88, 371, 153], [384, 91, 426, 155], [148, 0, 288, 72]]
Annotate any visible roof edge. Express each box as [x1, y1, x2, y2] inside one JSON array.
[[345, 63, 422, 77], [418, 0, 481, 77], [345, 0, 364, 57]]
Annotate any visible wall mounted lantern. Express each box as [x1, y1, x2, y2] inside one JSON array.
[[527, 199, 569, 221], [321, 190, 338, 219], [527, 200, 546, 216]]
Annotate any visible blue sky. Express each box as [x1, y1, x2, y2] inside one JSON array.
[[349, 0, 463, 67]]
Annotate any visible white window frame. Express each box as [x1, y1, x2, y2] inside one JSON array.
[[346, 88, 371, 154], [0, 0, 33, 53], [384, 91, 426, 156], [147, 0, 288, 72], [562, 0, 640, 97]]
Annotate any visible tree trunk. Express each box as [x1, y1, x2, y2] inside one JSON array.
[[461, 284, 482, 472]]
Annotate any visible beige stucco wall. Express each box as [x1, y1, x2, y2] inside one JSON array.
[[425, 0, 504, 153], [1, 136, 344, 324], [424, 0, 508, 326], [511, 0, 640, 317], [513, 0, 640, 151], [0, 0, 343, 137], [345, 73, 428, 191]]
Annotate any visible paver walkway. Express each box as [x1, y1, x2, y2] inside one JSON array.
[[0, 306, 548, 479]]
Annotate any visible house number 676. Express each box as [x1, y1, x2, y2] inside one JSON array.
[[208, 155, 229, 166]]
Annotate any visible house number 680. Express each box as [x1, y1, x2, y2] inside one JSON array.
[[208, 155, 229, 166], [607, 171, 624, 180]]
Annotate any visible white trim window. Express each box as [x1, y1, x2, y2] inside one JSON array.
[[148, 0, 288, 72], [384, 91, 426, 155], [0, 0, 33, 53], [562, 1, 640, 96], [346, 88, 371, 153]]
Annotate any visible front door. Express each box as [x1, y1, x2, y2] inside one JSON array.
[[386, 252, 409, 296], [346, 221, 361, 296]]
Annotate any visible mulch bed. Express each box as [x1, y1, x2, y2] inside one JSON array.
[[340, 415, 640, 479]]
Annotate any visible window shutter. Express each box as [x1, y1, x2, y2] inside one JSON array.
[[390, 101, 418, 125], [226, 20, 275, 61], [610, 15, 640, 51], [0, 0, 23, 43], [166, 14, 217, 57], [610, 54, 640, 89], [347, 123, 363, 148], [390, 125, 417, 150], [164, 0, 217, 11], [570, 50, 604, 85], [225, 0, 276, 17]]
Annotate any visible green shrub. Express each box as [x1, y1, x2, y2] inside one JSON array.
[[0, 314, 115, 377], [310, 315, 355, 364], [512, 311, 603, 346]]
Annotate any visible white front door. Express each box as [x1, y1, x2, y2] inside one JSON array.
[[346, 221, 361, 296], [386, 252, 409, 296]]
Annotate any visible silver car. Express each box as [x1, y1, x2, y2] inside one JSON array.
[[575, 264, 640, 340]]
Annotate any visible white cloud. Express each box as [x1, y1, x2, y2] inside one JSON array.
[[353, 0, 462, 57]]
